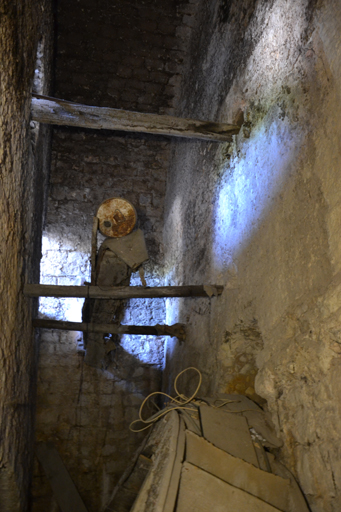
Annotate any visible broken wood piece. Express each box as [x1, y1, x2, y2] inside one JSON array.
[[32, 319, 186, 341], [24, 283, 224, 299], [202, 394, 283, 448], [177, 462, 282, 512], [130, 411, 179, 512], [152, 411, 180, 512], [185, 431, 291, 512], [35, 442, 88, 512], [199, 405, 259, 467], [31, 94, 240, 142], [163, 418, 186, 512]]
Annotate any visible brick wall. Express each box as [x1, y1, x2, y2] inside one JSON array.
[[54, 0, 188, 114], [32, 1, 194, 510]]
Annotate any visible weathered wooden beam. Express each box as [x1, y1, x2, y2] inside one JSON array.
[[31, 95, 240, 142], [33, 319, 186, 341], [36, 443, 88, 512], [24, 284, 223, 299], [90, 216, 98, 285]]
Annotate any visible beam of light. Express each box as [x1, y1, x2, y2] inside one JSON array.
[[40, 233, 167, 365], [120, 272, 166, 366], [39, 234, 90, 321], [211, 117, 303, 274]]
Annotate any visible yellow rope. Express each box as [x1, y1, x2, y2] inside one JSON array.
[[129, 367, 262, 432], [129, 367, 202, 432]]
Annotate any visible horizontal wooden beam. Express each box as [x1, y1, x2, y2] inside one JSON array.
[[33, 319, 186, 341], [31, 95, 240, 142], [24, 284, 223, 299]]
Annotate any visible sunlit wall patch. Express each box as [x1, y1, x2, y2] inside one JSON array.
[[39, 234, 90, 322], [120, 271, 166, 366], [212, 118, 303, 273]]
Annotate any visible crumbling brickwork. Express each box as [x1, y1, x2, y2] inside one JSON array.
[[32, 1, 194, 510], [54, 0, 190, 115]]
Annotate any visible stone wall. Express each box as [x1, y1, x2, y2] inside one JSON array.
[[0, 1, 53, 511], [163, 1, 341, 511], [32, 1, 193, 510]]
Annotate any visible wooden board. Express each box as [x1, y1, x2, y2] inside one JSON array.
[[36, 442, 88, 512], [163, 418, 186, 512], [267, 453, 310, 512], [131, 411, 179, 512], [176, 462, 282, 512], [199, 405, 259, 467], [186, 431, 290, 511], [201, 394, 283, 448], [31, 95, 240, 142], [253, 440, 271, 472], [24, 283, 224, 299], [90, 216, 98, 285], [32, 319, 186, 341]]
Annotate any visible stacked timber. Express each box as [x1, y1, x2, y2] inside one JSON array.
[[103, 394, 310, 512]]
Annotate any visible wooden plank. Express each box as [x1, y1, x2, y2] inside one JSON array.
[[36, 442, 88, 512], [253, 440, 271, 472], [153, 410, 180, 512], [186, 431, 290, 511], [31, 95, 240, 142], [90, 216, 98, 285], [32, 319, 186, 341], [176, 462, 282, 512], [267, 453, 310, 512], [163, 418, 186, 512], [199, 405, 259, 467], [179, 409, 202, 436], [131, 411, 179, 512], [24, 283, 224, 299], [202, 394, 283, 448]]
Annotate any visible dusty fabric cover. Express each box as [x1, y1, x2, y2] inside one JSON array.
[[101, 229, 149, 271]]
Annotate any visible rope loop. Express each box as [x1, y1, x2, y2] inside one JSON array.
[[129, 367, 202, 432]]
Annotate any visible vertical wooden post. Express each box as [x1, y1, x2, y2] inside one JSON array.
[[91, 216, 99, 285]]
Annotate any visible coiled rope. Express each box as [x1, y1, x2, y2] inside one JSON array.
[[129, 367, 261, 433], [129, 367, 202, 432]]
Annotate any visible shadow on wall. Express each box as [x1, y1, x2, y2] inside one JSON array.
[[39, 232, 166, 365], [32, 328, 162, 510]]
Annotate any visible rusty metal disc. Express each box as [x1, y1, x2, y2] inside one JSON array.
[[97, 197, 137, 238]]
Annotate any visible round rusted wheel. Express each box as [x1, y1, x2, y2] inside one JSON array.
[[97, 197, 137, 238]]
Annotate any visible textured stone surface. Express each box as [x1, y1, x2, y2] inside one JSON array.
[[32, 333, 161, 511], [54, 0, 188, 115], [0, 2, 53, 510], [32, 1, 192, 510], [163, 1, 341, 511]]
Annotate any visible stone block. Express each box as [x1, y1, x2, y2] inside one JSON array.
[[116, 66, 133, 78], [149, 71, 169, 84]]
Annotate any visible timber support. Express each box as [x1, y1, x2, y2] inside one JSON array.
[[31, 95, 240, 142], [33, 320, 186, 342], [24, 284, 224, 299]]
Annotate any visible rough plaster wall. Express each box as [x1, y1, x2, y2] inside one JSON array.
[[163, 0, 341, 510], [32, 1, 193, 511], [0, 2, 53, 510]]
